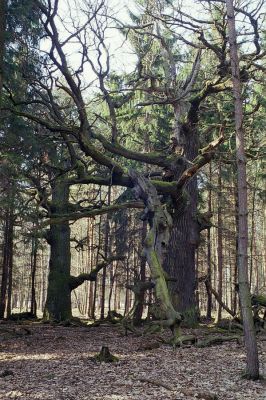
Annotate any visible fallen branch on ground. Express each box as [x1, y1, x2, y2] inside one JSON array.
[[196, 335, 241, 348]]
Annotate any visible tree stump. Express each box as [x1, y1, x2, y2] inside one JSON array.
[[94, 346, 118, 363]]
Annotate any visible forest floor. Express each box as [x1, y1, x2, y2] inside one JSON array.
[[0, 321, 265, 400]]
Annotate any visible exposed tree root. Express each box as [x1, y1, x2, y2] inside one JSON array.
[[170, 334, 196, 347]]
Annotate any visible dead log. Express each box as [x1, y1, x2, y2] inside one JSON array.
[[196, 335, 241, 348]]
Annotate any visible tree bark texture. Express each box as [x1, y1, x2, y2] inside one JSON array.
[[43, 179, 72, 321], [226, 0, 259, 379], [163, 118, 199, 326]]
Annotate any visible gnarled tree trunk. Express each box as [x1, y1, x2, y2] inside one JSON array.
[[129, 170, 182, 343]]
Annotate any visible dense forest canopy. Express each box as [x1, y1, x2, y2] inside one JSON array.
[[0, 0, 265, 382]]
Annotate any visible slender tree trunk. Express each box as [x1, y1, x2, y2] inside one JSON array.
[[30, 236, 38, 317], [87, 219, 95, 319], [133, 220, 147, 325], [6, 223, 13, 318], [233, 181, 239, 315], [0, 214, 9, 319], [124, 254, 130, 316], [41, 248, 47, 312], [100, 187, 111, 319], [0, 0, 6, 101], [108, 263, 116, 314], [249, 174, 257, 289], [216, 160, 223, 322], [226, 0, 259, 379], [91, 238, 101, 319], [0, 199, 14, 319], [43, 179, 72, 321], [228, 241, 233, 311], [206, 162, 212, 319]]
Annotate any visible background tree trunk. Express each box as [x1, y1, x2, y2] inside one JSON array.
[[30, 236, 38, 317], [206, 162, 212, 319], [100, 186, 111, 319], [0, 210, 14, 318], [226, 0, 259, 379], [0, 0, 6, 101], [0, 182, 14, 319], [133, 220, 147, 326], [216, 160, 223, 322]]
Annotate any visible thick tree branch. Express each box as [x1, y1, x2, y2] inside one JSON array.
[[176, 133, 224, 189], [42, 201, 144, 226], [69, 256, 123, 291], [92, 132, 175, 167]]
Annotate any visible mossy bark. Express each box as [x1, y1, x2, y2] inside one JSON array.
[[129, 171, 182, 343], [43, 179, 72, 321]]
